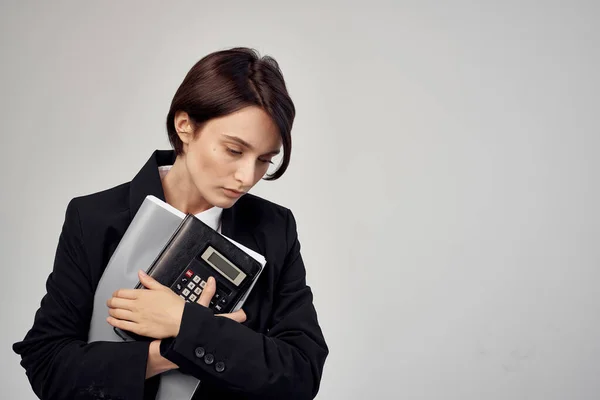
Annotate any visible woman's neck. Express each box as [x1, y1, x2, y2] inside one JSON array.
[[161, 156, 213, 215]]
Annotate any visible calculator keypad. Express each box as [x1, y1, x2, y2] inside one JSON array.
[[174, 269, 230, 312]]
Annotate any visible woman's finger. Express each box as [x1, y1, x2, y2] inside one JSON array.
[[106, 297, 135, 311], [106, 316, 140, 333], [107, 307, 136, 322], [197, 277, 216, 308], [138, 270, 167, 291], [215, 309, 247, 323], [111, 289, 138, 300]]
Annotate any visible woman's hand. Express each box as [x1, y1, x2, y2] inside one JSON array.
[[107, 270, 247, 339], [106, 270, 185, 338]]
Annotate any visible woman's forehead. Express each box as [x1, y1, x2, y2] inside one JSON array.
[[204, 107, 281, 148]]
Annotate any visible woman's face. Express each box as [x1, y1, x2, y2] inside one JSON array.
[[176, 106, 282, 209]]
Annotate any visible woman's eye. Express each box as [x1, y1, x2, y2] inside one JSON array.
[[227, 147, 272, 164]]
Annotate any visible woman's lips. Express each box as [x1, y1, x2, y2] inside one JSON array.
[[222, 188, 244, 198]]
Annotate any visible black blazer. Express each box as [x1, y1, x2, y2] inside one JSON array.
[[13, 150, 328, 400]]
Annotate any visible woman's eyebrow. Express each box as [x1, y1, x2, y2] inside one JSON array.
[[222, 134, 280, 155]]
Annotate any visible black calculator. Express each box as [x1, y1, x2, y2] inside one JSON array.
[[171, 244, 250, 313], [114, 214, 262, 341]]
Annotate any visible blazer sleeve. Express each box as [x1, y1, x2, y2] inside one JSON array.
[[159, 209, 329, 399], [12, 199, 151, 400]]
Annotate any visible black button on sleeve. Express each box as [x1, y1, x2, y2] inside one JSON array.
[[204, 353, 214, 365], [215, 361, 226, 373], [194, 347, 205, 358]]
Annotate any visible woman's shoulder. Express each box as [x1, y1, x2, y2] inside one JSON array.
[[67, 182, 132, 220], [234, 193, 300, 259], [234, 192, 293, 225], [66, 185, 298, 236]]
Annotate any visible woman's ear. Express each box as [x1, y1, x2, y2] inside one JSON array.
[[174, 111, 194, 144]]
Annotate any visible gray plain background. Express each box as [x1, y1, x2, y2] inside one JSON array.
[[2, 1, 599, 399]]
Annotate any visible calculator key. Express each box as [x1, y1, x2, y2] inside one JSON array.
[[181, 278, 188, 284], [219, 297, 227, 305], [189, 294, 197, 302], [187, 282, 195, 290], [176, 284, 182, 291], [194, 287, 201, 295], [200, 280, 206, 288], [185, 270, 193, 278], [193, 275, 201, 283], [215, 305, 222, 312], [182, 289, 190, 296], [214, 292, 220, 300]]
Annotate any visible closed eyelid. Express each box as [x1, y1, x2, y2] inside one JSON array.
[[222, 134, 279, 156], [227, 148, 271, 163], [226, 145, 276, 160]]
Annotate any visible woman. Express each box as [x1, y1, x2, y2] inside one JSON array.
[[13, 47, 328, 400]]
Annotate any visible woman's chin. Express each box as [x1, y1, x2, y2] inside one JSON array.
[[210, 193, 242, 209]]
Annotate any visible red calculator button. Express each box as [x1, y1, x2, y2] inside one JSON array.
[[185, 270, 193, 278]]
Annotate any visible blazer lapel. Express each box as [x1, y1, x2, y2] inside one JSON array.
[[221, 202, 264, 257]]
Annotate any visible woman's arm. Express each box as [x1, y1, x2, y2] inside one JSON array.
[[146, 339, 179, 378], [12, 199, 151, 400], [159, 209, 329, 399]]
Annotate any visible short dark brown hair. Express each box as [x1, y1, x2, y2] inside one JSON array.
[[166, 47, 295, 180]]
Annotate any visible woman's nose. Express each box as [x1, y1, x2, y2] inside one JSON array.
[[234, 162, 255, 187]]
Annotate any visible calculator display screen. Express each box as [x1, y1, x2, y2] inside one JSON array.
[[208, 252, 240, 281], [200, 246, 247, 286]]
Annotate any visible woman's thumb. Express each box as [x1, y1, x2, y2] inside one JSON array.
[[138, 269, 164, 290]]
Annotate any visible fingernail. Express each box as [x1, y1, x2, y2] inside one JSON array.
[[209, 277, 215, 284], [139, 270, 147, 276]]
